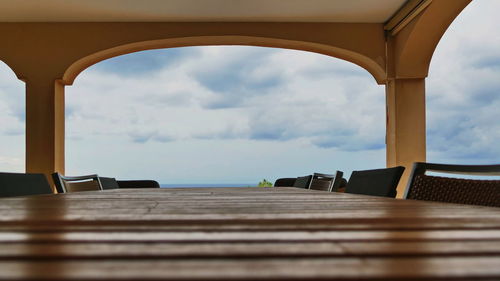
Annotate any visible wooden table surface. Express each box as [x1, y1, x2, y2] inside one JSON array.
[[1, 186, 499, 280]]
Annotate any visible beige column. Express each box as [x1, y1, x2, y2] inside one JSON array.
[[386, 78, 426, 197], [26, 78, 65, 191]]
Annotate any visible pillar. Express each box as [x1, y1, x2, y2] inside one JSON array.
[[386, 78, 426, 198], [26, 77, 65, 192]]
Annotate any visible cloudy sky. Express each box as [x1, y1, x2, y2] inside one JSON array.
[[0, 0, 499, 185]]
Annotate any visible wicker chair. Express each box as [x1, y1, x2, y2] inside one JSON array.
[[404, 162, 500, 207]]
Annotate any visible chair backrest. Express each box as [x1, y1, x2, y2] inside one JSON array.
[[337, 177, 348, 192], [274, 178, 297, 187], [99, 177, 120, 190], [0, 172, 53, 197], [116, 180, 160, 188], [345, 166, 405, 198], [52, 173, 103, 193], [308, 171, 344, 192], [293, 175, 312, 189], [404, 162, 500, 207]]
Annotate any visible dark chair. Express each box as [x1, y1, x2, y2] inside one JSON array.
[[404, 162, 500, 207], [345, 166, 405, 198], [52, 173, 103, 193], [336, 177, 348, 192], [309, 171, 344, 192], [0, 172, 53, 197], [293, 175, 312, 189], [116, 180, 160, 188], [274, 178, 297, 187], [99, 177, 120, 190]]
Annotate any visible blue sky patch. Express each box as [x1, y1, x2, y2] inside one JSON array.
[[91, 48, 196, 76]]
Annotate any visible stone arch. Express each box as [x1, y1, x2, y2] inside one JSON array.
[[0, 59, 25, 82], [62, 36, 387, 86], [392, 0, 471, 78]]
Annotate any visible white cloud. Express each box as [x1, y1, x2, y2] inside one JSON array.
[[0, 61, 25, 172], [68, 47, 385, 147], [66, 46, 386, 183]]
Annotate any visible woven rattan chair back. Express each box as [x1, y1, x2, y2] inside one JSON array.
[[404, 162, 500, 207]]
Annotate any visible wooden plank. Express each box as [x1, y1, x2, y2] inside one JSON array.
[[1, 257, 500, 280], [1, 229, 500, 243], [1, 213, 499, 226], [2, 218, 500, 231], [1, 241, 500, 259], [1, 189, 498, 223]]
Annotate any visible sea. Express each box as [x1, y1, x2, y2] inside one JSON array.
[[160, 184, 257, 188]]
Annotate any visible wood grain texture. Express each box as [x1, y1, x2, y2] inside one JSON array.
[[0, 187, 499, 280]]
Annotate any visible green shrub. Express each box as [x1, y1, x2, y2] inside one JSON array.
[[257, 179, 273, 187]]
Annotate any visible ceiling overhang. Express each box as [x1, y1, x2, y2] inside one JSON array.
[[0, 0, 408, 23]]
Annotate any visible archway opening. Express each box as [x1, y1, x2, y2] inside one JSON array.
[[66, 46, 385, 186], [427, 0, 500, 166], [0, 61, 25, 172]]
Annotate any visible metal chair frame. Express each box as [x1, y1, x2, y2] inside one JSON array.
[[52, 173, 103, 193], [308, 171, 344, 192]]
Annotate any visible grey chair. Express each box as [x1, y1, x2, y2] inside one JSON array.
[[52, 172, 103, 193], [309, 171, 344, 192], [274, 178, 297, 187], [404, 162, 500, 207], [293, 175, 313, 189], [336, 177, 348, 192], [345, 166, 405, 198], [0, 172, 53, 197], [99, 177, 120, 190], [116, 180, 160, 188]]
